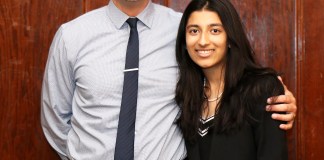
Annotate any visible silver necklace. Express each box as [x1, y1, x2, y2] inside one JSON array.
[[204, 78, 223, 102], [207, 92, 223, 102]]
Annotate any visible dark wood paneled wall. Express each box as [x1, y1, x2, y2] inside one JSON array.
[[0, 0, 323, 159], [0, 0, 83, 159], [300, 0, 324, 159]]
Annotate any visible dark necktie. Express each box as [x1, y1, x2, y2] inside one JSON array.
[[114, 18, 139, 160]]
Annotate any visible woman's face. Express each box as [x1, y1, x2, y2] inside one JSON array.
[[186, 10, 228, 70]]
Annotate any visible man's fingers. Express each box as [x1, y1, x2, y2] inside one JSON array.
[[266, 103, 296, 112], [277, 76, 283, 84], [270, 76, 296, 131], [271, 112, 296, 122], [267, 94, 296, 105], [266, 102, 297, 113], [279, 121, 294, 130], [277, 76, 288, 91]]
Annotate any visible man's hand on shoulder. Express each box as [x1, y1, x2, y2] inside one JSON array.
[[266, 76, 297, 130]]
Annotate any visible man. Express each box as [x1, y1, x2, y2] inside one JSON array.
[[41, 0, 296, 159]]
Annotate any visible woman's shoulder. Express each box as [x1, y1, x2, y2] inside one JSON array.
[[238, 69, 284, 107], [235, 69, 284, 124], [242, 69, 283, 94]]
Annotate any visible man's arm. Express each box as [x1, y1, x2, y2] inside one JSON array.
[[41, 27, 74, 158], [266, 76, 297, 130]]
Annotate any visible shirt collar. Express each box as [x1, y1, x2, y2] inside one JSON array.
[[107, 0, 154, 29]]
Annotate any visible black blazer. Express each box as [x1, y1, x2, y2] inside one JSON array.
[[186, 73, 288, 160]]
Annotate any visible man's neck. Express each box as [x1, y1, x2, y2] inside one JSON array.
[[113, 0, 150, 17]]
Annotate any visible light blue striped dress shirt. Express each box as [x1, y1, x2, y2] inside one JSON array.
[[41, 1, 186, 160]]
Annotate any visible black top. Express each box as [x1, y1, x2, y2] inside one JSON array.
[[186, 73, 288, 160], [198, 116, 215, 160]]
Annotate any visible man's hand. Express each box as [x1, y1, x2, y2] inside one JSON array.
[[266, 76, 297, 130]]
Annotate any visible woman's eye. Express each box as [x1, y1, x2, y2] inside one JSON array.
[[189, 29, 199, 34], [211, 29, 220, 34]]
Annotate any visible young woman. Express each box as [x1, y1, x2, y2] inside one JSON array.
[[175, 0, 288, 159]]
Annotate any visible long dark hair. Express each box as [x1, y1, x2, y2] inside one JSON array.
[[175, 0, 281, 142]]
